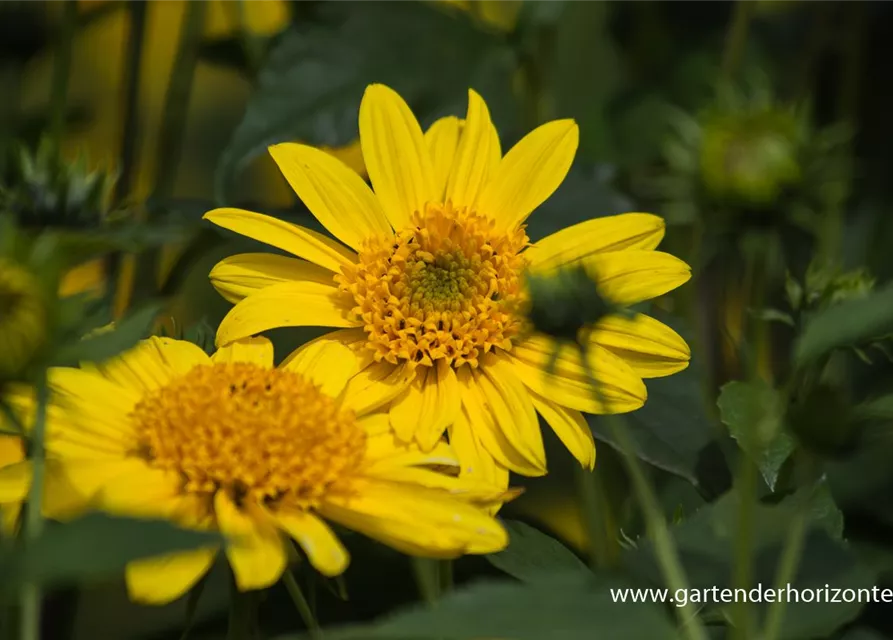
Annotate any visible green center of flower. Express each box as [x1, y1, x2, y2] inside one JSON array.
[[337, 201, 529, 369], [130, 362, 366, 508]]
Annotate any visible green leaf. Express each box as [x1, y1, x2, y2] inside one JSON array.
[[795, 284, 893, 366], [487, 520, 588, 582], [54, 302, 162, 366], [853, 394, 893, 421], [587, 321, 721, 490], [214, 1, 517, 204], [750, 308, 796, 327], [717, 380, 793, 491], [624, 489, 874, 640], [302, 573, 678, 640], [0, 514, 221, 591]]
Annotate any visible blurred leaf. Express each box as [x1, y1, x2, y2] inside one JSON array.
[[300, 573, 678, 640], [853, 394, 893, 421], [550, 2, 621, 161], [795, 284, 893, 367], [54, 302, 162, 366], [56, 222, 194, 266], [215, 1, 516, 204], [487, 520, 588, 582], [717, 380, 793, 491], [624, 488, 873, 639], [0, 514, 220, 591], [588, 335, 719, 489], [750, 308, 796, 328]]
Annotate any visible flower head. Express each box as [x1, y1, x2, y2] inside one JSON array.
[[0, 335, 508, 604], [205, 84, 691, 494]]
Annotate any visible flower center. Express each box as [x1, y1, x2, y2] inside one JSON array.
[[338, 202, 528, 369], [0, 258, 46, 379], [130, 362, 366, 508]]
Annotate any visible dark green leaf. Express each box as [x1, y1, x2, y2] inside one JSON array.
[[297, 573, 678, 640], [588, 325, 719, 489], [624, 489, 874, 640], [853, 394, 893, 421], [717, 380, 793, 491], [487, 520, 588, 582], [750, 308, 796, 328], [54, 302, 162, 366], [795, 284, 893, 366], [0, 514, 221, 591], [215, 1, 516, 204]]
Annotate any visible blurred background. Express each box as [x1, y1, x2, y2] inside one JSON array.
[[3, 1, 893, 638]]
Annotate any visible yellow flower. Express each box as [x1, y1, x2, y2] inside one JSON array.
[[0, 335, 508, 604], [204, 84, 691, 492], [0, 434, 25, 532], [0, 257, 48, 381]]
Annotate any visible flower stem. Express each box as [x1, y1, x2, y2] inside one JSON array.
[[282, 571, 321, 639], [573, 463, 618, 570], [579, 345, 707, 640], [113, 0, 148, 205], [49, 0, 78, 150], [411, 557, 441, 606], [720, 0, 754, 85], [225, 572, 259, 640], [19, 378, 49, 640], [131, 0, 206, 307]]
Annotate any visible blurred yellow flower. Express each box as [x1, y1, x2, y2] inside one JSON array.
[[0, 258, 48, 381], [0, 434, 25, 532], [205, 84, 691, 497], [0, 335, 508, 604]]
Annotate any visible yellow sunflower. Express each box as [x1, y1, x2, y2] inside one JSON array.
[[0, 335, 508, 604], [204, 84, 691, 492]]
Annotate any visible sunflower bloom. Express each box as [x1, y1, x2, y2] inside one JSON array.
[[0, 335, 508, 604], [205, 84, 691, 492]]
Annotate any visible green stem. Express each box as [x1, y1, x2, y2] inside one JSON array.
[[49, 0, 78, 149], [730, 458, 758, 640], [0, 64, 23, 178], [113, 0, 148, 204], [282, 571, 321, 640], [19, 378, 49, 640], [720, 0, 755, 84], [439, 560, 454, 594], [132, 0, 206, 305], [573, 463, 618, 569], [762, 487, 815, 640], [225, 574, 258, 640], [578, 345, 707, 640], [410, 557, 441, 606]]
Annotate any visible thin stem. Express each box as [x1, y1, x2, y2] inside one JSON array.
[[19, 378, 49, 640], [282, 571, 321, 640], [730, 459, 758, 640], [410, 557, 441, 606], [113, 0, 148, 204], [49, 0, 78, 149], [762, 488, 815, 640], [720, 0, 755, 85], [131, 0, 206, 306], [578, 345, 707, 640], [225, 573, 258, 640], [439, 560, 454, 594], [0, 64, 23, 178], [572, 463, 618, 570]]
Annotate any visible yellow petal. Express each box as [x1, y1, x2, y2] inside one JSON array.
[[209, 253, 334, 304], [0, 461, 30, 503], [425, 116, 462, 200], [457, 366, 546, 476], [359, 84, 436, 229], [280, 330, 365, 397], [42, 458, 141, 520], [341, 362, 417, 416], [319, 479, 508, 556], [83, 336, 211, 394], [449, 409, 510, 516], [215, 493, 287, 591], [529, 390, 595, 470], [203, 208, 357, 272], [274, 510, 349, 577], [526, 213, 667, 271], [489, 120, 502, 173], [478, 119, 578, 230], [477, 356, 547, 473], [269, 142, 392, 248], [211, 336, 275, 368], [0, 435, 24, 468], [364, 430, 458, 470], [216, 281, 355, 347], [126, 548, 218, 605], [509, 336, 646, 414], [445, 89, 494, 210], [96, 462, 194, 520], [584, 250, 692, 306], [389, 359, 461, 449], [591, 314, 691, 378]]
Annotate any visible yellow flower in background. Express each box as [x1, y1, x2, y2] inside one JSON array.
[[205, 84, 691, 493], [0, 258, 48, 381], [0, 434, 25, 532], [0, 335, 508, 604]]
